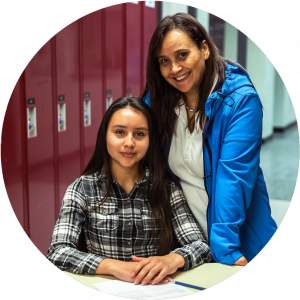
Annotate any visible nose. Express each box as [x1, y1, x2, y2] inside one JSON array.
[[124, 134, 135, 148], [170, 62, 182, 74]]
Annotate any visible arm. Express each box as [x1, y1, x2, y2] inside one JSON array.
[[210, 93, 262, 265], [47, 178, 104, 274], [131, 183, 212, 285], [169, 182, 213, 270]]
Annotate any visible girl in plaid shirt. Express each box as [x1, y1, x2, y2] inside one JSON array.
[[48, 97, 212, 285]]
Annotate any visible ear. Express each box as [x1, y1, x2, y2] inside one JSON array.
[[202, 40, 210, 60]]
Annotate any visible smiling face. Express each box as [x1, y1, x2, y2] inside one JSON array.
[[106, 107, 149, 173], [158, 29, 209, 99]]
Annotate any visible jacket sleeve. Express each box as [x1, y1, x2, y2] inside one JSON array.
[[210, 92, 263, 265], [47, 178, 104, 274], [169, 182, 213, 271]]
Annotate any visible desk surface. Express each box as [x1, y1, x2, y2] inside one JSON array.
[[64, 263, 243, 293]]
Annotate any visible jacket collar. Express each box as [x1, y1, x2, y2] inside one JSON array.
[[205, 60, 253, 120]]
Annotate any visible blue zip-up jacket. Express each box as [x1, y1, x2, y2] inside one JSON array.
[[145, 61, 277, 265]]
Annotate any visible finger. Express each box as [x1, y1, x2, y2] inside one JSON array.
[[149, 277, 169, 284], [152, 275, 170, 284], [131, 259, 150, 277], [151, 269, 168, 285], [131, 255, 144, 262], [161, 276, 172, 283], [141, 266, 161, 285], [134, 263, 156, 284]]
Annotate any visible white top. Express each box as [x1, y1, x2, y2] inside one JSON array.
[[169, 76, 218, 241]]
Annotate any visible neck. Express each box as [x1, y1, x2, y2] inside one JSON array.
[[110, 160, 143, 193], [184, 90, 199, 111]]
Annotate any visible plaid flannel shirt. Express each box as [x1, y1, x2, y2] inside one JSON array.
[[47, 169, 212, 274]]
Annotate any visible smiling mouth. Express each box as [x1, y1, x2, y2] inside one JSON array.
[[174, 71, 191, 81], [121, 152, 136, 158]]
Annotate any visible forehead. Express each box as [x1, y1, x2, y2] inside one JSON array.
[[109, 107, 148, 128], [159, 29, 196, 55]]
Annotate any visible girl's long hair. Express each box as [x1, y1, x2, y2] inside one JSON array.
[[82, 97, 174, 256], [141, 12, 226, 145]]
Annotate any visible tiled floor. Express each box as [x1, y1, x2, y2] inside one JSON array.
[[260, 124, 299, 226]]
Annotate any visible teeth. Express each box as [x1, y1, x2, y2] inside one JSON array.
[[176, 72, 190, 81]]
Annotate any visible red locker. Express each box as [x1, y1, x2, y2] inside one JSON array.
[[55, 21, 82, 208], [125, 2, 142, 98], [1, 78, 27, 231], [81, 10, 105, 168], [104, 4, 126, 105], [142, 2, 158, 88], [24, 40, 56, 256]]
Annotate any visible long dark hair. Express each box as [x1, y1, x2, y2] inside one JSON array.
[[82, 97, 174, 255], [141, 12, 226, 145]]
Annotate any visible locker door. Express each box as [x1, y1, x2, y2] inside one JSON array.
[[125, 2, 142, 98], [24, 41, 56, 256], [104, 4, 126, 106], [55, 21, 82, 206], [142, 1, 158, 88], [81, 10, 104, 168], [1, 78, 27, 231]]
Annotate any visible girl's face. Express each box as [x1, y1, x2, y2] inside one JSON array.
[[106, 107, 149, 171], [158, 29, 209, 98]]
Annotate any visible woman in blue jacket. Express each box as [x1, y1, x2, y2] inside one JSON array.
[[141, 13, 277, 266]]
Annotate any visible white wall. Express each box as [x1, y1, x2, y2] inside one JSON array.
[[246, 38, 276, 140], [162, 2, 188, 18], [223, 22, 238, 61], [196, 9, 209, 31], [273, 71, 297, 128]]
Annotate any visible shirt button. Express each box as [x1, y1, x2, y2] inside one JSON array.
[[186, 147, 189, 150], [128, 242, 131, 245], [136, 185, 139, 188], [127, 200, 130, 204], [128, 222, 131, 225], [102, 208, 106, 213], [188, 135, 190, 139]]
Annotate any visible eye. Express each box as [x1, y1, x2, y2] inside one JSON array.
[[178, 52, 188, 59], [135, 132, 145, 137], [115, 130, 124, 135], [159, 58, 168, 64]]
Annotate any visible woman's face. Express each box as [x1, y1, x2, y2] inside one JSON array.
[[106, 107, 149, 171], [158, 29, 209, 98]]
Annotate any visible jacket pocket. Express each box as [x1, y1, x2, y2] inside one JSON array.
[[90, 203, 119, 232]]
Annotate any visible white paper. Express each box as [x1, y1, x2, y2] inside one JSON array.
[[92, 280, 193, 299]]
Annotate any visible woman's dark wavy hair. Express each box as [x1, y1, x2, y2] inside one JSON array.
[[141, 12, 228, 145], [82, 97, 174, 256]]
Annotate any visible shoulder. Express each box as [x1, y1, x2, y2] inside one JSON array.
[[64, 171, 103, 203], [166, 180, 186, 206]]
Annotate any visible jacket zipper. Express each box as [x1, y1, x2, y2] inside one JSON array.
[[203, 98, 216, 243], [204, 138, 213, 177]]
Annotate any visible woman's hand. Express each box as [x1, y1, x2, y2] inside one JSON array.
[[233, 256, 248, 266], [95, 259, 170, 284], [130, 253, 184, 285]]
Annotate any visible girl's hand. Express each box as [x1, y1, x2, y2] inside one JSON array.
[[233, 256, 248, 266], [109, 260, 169, 283], [131, 254, 184, 285]]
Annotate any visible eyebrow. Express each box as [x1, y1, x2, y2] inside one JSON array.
[[112, 125, 149, 131], [157, 49, 189, 59]]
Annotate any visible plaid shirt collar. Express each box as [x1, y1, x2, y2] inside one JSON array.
[[98, 167, 150, 186]]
